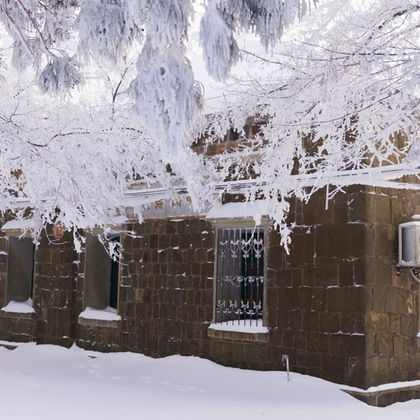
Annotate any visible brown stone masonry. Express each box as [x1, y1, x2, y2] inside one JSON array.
[[33, 227, 77, 347], [0, 186, 418, 390], [117, 219, 214, 358]]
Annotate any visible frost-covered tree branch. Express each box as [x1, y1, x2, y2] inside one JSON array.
[[203, 0, 419, 250], [0, 0, 417, 250], [0, 0, 314, 158]]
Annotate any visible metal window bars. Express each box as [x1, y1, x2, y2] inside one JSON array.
[[216, 227, 264, 326]]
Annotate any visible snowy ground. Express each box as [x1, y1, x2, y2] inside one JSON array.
[[0, 342, 419, 420]]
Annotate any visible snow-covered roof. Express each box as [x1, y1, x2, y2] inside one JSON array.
[[2, 219, 35, 233], [206, 201, 268, 220]]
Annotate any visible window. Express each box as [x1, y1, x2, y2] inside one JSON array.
[[84, 233, 120, 310], [215, 226, 264, 326], [6, 236, 35, 305]]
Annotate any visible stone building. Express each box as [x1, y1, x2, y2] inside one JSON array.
[[0, 182, 418, 390]]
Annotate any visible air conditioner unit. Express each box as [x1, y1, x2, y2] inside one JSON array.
[[398, 217, 420, 267]]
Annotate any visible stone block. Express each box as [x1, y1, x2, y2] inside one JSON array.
[[307, 332, 325, 353], [339, 334, 364, 357], [314, 224, 336, 258], [316, 224, 366, 259], [329, 335, 344, 355], [276, 309, 290, 329], [396, 290, 410, 315], [390, 197, 402, 225], [346, 357, 365, 387], [365, 334, 376, 356], [348, 191, 366, 222], [303, 310, 319, 331], [374, 194, 391, 225], [334, 201, 348, 224], [347, 287, 366, 313], [315, 263, 338, 287], [322, 355, 345, 383], [283, 288, 298, 309], [303, 194, 333, 225], [393, 335, 405, 357], [288, 233, 314, 264], [366, 312, 388, 333], [373, 287, 386, 312], [376, 333, 394, 357], [36, 248, 51, 264], [339, 260, 354, 287], [373, 225, 394, 259], [312, 288, 326, 311], [353, 258, 366, 285], [400, 315, 414, 337], [289, 309, 302, 330], [326, 288, 346, 312], [320, 312, 340, 333], [294, 330, 307, 349], [298, 286, 312, 310]]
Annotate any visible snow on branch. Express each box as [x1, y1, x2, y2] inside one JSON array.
[[39, 55, 82, 94], [76, 0, 140, 65], [130, 46, 202, 160], [0, 0, 417, 250], [200, 0, 419, 248]]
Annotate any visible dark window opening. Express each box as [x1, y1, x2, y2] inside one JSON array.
[[216, 227, 264, 325], [7, 236, 35, 303], [109, 237, 119, 309], [85, 234, 120, 310]]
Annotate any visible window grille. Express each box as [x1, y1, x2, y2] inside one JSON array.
[[216, 227, 264, 325]]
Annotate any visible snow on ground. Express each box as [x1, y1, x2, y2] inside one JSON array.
[[0, 342, 419, 420]]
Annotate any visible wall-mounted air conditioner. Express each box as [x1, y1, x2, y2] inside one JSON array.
[[398, 217, 420, 267]]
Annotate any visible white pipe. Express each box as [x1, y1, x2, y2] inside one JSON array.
[[282, 354, 290, 382]]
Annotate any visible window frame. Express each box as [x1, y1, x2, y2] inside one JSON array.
[[82, 231, 121, 314], [211, 218, 268, 328], [1, 225, 36, 313]]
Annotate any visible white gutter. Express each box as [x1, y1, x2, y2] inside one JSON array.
[[10, 164, 420, 208], [123, 164, 420, 204]]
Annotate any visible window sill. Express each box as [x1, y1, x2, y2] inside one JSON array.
[[207, 322, 269, 343], [78, 307, 121, 329], [0, 300, 35, 320]]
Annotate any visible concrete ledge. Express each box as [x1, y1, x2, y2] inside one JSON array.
[[207, 326, 269, 343], [0, 343, 18, 350], [0, 311, 35, 320], [343, 385, 420, 407], [78, 317, 120, 329]]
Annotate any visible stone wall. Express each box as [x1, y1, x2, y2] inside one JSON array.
[[0, 225, 37, 343], [0, 187, 418, 389], [118, 219, 214, 358], [204, 187, 367, 385], [363, 186, 419, 387], [269, 187, 368, 386], [33, 226, 76, 347], [72, 232, 123, 353]]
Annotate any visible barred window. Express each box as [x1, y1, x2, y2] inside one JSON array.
[[215, 227, 264, 325]]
